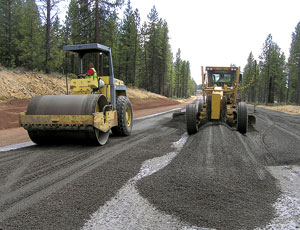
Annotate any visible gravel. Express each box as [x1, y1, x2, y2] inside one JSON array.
[[82, 134, 207, 230], [1, 107, 300, 230], [138, 122, 281, 230], [0, 112, 187, 230], [257, 165, 300, 229]]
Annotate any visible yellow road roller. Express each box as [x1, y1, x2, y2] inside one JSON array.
[[19, 43, 133, 145], [186, 66, 255, 135]]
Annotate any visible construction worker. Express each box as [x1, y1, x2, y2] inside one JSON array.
[[85, 63, 97, 79], [81, 63, 105, 89], [217, 74, 226, 83]]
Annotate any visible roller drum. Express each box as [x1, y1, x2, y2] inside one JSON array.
[[26, 94, 110, 145]]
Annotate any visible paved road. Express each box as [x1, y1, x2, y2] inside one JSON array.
[[0, 106, 300, 230]]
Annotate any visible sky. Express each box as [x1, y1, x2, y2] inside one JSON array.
[[60, 0, 300, 84], [128, 0, 300, 84]]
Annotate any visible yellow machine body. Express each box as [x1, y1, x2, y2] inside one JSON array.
[[211, 93, 221, 120], [186, 65, 253, 135], [20, 76, 125, 135], [19, 43, 133, 145], [70, 76, 125, 99], [70, 78, 99, 95], [19, 111, 118, 133], [202, 66, 240, 122]]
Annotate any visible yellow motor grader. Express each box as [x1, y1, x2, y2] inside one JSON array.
[[19, 43, 133, 145], [186, 66, 255, 135]]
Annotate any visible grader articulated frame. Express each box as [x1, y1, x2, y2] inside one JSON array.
[[186, 66, 255, 135]]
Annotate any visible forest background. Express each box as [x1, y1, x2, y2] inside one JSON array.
[[0, 0, 300, 103], [0, 0, 197, 98]]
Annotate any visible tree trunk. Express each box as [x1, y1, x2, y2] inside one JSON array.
[[8, 0, 12, 67], [150, 45, 155, 92], [95, 0, 99, 74], [144, 47, 148, 91], [297, 57, 300, 105], [266, 62, 271, 104], [252, 60, 257, 103], [30, 18, 33, 70], [45, 0, 51, 73], [268, 74, 273, 104], [286, 74, 290, 103], [133, 31, 137, 86]]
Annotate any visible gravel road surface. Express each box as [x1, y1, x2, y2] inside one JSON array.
[[138, 107, 300, 230], [0, 106, 300, 230]]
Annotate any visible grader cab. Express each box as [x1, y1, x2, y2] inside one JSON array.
[[186, 66, 255, 135], [19, 43, 133, 145]]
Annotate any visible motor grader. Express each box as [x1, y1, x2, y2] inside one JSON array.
[[19, 43, 133, 145], [186, 66, 255, 135]]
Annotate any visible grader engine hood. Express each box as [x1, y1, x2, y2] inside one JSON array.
[[211, 93, 221, 120]]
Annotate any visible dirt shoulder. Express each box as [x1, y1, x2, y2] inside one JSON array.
[[0, 97, 194, 147], [256, 105, 300, 115], [0, 70, 194, 147]]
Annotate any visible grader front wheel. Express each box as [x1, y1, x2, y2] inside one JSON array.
[[186, 104, 199, 135], [237, 102, 248, 134]]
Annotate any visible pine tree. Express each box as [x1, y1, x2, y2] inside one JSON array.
[[38, 0, 61, 73], [288, 21, 300, 104], [117, 0, 140, 85], [0, 0, 19, 67], [259, 34, 286, 104], [146, 6, 160, 93], [174, 49, 181, 98], [17, 0, 43, 70], [242, 52, 255, 102]]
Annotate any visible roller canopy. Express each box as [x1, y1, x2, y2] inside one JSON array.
[[62, 43, 111, 55]]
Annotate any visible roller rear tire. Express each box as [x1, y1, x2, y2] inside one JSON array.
[[112, 96, 133, 136], [221, 97, 227, 122], [198, 100, 203, 113]]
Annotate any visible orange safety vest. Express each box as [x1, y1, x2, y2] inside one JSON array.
[[86, 67, 97, 80]]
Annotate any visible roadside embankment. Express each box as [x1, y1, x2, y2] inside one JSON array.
[[0, 70, 194, 146]]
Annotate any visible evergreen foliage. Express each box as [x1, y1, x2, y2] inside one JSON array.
[[288, 22, 300, 104], [0, 0, 197, 98], [242, 34, 287, 104]]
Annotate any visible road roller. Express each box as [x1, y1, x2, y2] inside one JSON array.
[[186, 66, 255, 135], [19, 43, 133, 145]]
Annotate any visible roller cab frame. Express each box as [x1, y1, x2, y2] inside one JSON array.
[[19, 43, 133, 145], [186, 66, 255, 135]]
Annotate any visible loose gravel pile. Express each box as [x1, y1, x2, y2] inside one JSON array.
[[1, 105, 300, 230], [0, 114, 187, 230], [138, 117, 281, 230]]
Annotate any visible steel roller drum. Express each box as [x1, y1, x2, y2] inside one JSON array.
[[26, 94, 110, 145]]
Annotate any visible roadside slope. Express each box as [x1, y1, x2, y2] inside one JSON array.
[[0, 70, 187, 130], [0, 70, 193, 146]]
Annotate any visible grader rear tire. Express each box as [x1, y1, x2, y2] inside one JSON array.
[[237, 102, 248, 134], [112, 96, 133, 136], [198, 100, 203, 113], [206, 95, 212, 121], [221, 97, 227, 122], [186, 104, 198, 135]]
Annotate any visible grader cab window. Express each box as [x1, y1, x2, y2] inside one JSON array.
[[208, 70, 235, 86]]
